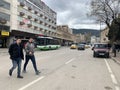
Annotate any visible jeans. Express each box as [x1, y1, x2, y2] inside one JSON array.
[[10, 58, 22, 76], [23, 55, 38, 72]]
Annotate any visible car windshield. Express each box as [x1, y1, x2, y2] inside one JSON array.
[[78, 44, 84, 46], [94, 44, 108, 49]]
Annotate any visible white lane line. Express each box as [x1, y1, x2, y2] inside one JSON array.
[[104, 59, 120, 90], [116, 86, 120, 90], [18, 76, 45, 90], [65, 58, 75, 64]]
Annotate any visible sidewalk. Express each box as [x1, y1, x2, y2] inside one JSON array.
[[0, 48, 8, 54], [110, 51, 120, 64]]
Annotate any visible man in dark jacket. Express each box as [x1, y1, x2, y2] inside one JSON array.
[[8, 38, 24, 78]]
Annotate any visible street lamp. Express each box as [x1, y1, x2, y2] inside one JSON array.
[[100, 20, 102, 43]]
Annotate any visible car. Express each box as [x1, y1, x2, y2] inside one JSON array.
[[85, 44, 91, 48], [92, 43, 110, 58], [77, 44, 85, 50], [70, 44, 77, 49]]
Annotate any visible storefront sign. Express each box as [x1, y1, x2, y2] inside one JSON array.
[[1, 31, 9, 36]]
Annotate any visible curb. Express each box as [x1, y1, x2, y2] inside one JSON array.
[[111, 57, 120, 65]]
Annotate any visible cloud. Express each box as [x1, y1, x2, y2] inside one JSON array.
[[42, 0, 106, 30]]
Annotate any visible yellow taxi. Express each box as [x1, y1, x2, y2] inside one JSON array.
[[70, 44, 77, 49]]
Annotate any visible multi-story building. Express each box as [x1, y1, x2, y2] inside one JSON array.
[[100, 27, 109, 43], [57, 25, 76, 46], [0, 0, 10, 48], [75, 34, 85, 43], [0, 0, 57, 47]]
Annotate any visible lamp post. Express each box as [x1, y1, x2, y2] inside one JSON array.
[[100, 20, 102, 43]]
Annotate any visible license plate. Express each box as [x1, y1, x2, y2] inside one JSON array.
[[99, 53, 105, 55]]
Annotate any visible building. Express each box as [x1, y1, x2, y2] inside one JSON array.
[[91, 35, 100, 44], [0, 0, 10, 48], [0, 0, 57, 47], [57, 25, 76, 46], [75, 34, 85, 43], [100, 27, 109, 43]]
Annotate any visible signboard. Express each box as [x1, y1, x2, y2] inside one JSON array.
[[1, 31, 9, 36]]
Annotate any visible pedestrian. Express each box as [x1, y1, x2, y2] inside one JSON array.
[[8, 38, 24, 79], [112, 43, 116, 57], [23, 38, 40, 75]]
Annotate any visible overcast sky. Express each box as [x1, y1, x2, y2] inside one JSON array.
[[42, 0, 106, 30]]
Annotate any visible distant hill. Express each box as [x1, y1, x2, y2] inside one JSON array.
[[72, 29, 100, 37]]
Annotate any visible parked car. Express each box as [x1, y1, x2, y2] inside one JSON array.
[[70, 44, 77, 49], [77, 44, 85, 50], [92, 43, 110, 58], [85, 44, 91, 48]]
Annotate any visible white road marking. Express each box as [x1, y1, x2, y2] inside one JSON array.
[[18, 76, 45, 90], [104, 59, 120, 90], [65, 58, 75, 64], [115, 86, 120, 90]]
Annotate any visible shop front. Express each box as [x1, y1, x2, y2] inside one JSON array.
[[0, 25, 10, 48]]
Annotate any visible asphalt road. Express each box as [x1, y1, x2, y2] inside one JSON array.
[[0, 47, 120, 90]]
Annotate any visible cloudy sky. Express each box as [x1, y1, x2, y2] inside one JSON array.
[[42, 0, 106, 30]]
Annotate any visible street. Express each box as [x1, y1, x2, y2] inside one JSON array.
[[0, 47, 120, 90]]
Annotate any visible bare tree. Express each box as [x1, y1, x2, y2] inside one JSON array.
[[90, 0, 120, 28], [90, 0, 120, 42]]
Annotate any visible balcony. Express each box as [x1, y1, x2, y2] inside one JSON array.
[[20, 2, 25, 7], [28, 15, 32, 19], [34, 11, 38, 14], [19, 21, 25, 25], [28, 7, 32, 11], [34, 26, 38, 30], [34, 18, 38, 22], [44, 16, 47, 20], [0, 19, 7, 24], [27, 24, 32, 27], [44, 23, 47, 26], [39, 21, 43, 24], [52, 21, 54, 23], [48, 25, 51, 28], [49, 19, 51, 22], [40, 14, 43, 17], [40, 28, 43, 31], [19, 12, 25, 16]]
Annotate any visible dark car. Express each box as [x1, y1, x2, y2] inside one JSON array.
[[77, 44, 85, 50], [92, 43, 110, 58]]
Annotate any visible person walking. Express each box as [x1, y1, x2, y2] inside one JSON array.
[[23, 38, 40, 75], [9, 38, 24, 79], [112, 43, 116, 57]]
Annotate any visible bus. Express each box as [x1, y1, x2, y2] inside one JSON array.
[[36, 36, 61, 50]]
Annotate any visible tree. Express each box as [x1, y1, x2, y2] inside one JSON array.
[[90, 0, 120, 42]]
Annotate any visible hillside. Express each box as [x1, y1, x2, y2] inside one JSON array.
[[72, 29, 100, 37]]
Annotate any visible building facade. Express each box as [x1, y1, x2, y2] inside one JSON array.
[[100, 27, 109, 43], [57, 25, 76, 46], [0, 0, 11, 47], [0, 0, 57, 47]]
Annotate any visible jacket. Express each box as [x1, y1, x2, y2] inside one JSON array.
[[25, 42, 35, 55], [8, 43, 24, 60]]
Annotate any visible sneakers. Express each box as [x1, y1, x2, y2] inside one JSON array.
[[36, 70, 41, 75], [17, 76, 23, 79], [9, 69, 12, 76], [22, 70, 27, 73]]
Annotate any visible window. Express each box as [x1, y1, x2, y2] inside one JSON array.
[[0, 12, 10, 21], [0, 0, 10, 10]]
